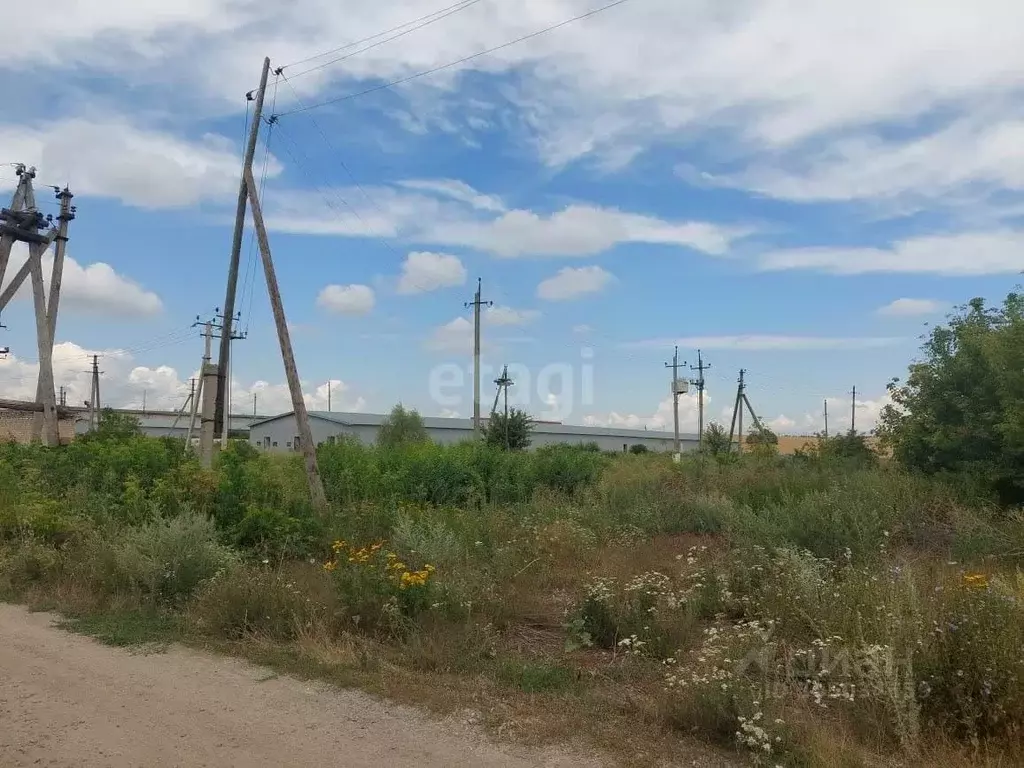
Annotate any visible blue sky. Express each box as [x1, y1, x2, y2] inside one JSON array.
[[2, 0, 1023, 433]]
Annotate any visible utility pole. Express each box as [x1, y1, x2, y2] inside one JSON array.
[[728, 369, 746, 453], [253, 392, 257, 416], [0, 166, 72, 446], [465, 278, 492, 437], [168, 378, 195, 437], [199, 322, 217, 468], [689, 349, 710, 449], [142, 389, 147, 413], [327, 380, 332, 412], [491, 365, 514, 450], [824, 399, 829, 439], [216, 56, 271, 444], [58, 386, 66, 407], [850, 385, 857, 434], [665, 346, 682, 456], [88, 355, 102, 432], [244, 160, 328, 515]]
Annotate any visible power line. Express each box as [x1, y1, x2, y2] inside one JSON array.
[[279, 0, 489, 71], [275, 0, 636, 117], [283, 0, 486, 81]]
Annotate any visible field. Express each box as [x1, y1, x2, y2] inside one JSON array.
[[2, 431, 1023, 767]]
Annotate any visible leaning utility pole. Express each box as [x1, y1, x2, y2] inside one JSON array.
[[664, 346, 683, 456], [186, 323, 213, 452], [245, 157, 328, 514], [465, 278, 492, 437], [0, 166, 73, 446], [216, 56, 271, 444], [689, 349, 710, 449]]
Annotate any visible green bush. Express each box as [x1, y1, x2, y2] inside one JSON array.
[[75, 512, 237, 604]]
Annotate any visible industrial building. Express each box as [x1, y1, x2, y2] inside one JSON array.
[[69, 408, 268, 441], [248, 411, 699, 454]]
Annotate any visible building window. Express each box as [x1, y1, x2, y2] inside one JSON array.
[[286, 441, 291, 448], [272, 441, 278, 447], [294, 435, 301, 451]]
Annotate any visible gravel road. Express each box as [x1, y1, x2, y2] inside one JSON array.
[[0, 603, 601, 768]]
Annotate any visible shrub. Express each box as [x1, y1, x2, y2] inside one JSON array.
[[378, 404, 429, 448], [75, 512, 237, 604]]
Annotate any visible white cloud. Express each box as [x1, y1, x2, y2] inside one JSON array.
[[584, 391, 707, 434], [877, 298, 944, 317], [397, 179, 505, 212], [3, 247, 163, 317], [0, 341, 366, 416], [267, 187, 741, 259], [572, 324, 593, 335], [485, 306, 539, 326], [425, 317, 474, 354], [760, 231, 1024, 276], [0, 118, 270, 209], [316, 284, 375, 315], [427, 205, 738, 258], [626, 335, 904, 351], [396, 251, 466, 294], [537, 266, 614, 301], [721, 117, 1024, 206]]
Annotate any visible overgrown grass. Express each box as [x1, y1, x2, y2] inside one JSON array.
[[2, 434, 1023, 766]]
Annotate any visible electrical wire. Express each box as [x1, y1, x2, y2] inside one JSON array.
[[279, 0, 489, 70], [282, 0, 486, 81], [275, 0, 635, 117]]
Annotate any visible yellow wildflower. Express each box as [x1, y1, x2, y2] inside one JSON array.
[[323, 560, 337, 572], [963, 573, 989, 589]]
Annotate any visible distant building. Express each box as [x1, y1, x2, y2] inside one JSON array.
[[249, 411, 699, 454], [0, 408, 76, 444], [67, 408, 269, 440]]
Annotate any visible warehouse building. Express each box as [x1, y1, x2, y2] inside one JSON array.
[[248, 411, 699, 454]]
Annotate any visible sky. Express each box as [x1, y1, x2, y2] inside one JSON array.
[[2, 0, 1023, 435]]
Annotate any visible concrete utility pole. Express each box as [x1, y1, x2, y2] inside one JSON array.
[[465, 278, 492, 437], [244, 162, 328, 515], [327, 380, 332, 412], [665, 346, 682, 456], [728, 369, 746, 453], [216, 56, 271, 443], [491, 365, 514, 450], [0, 166, 72, 446], [88, 355, 102, 432], [728, 369, 769, 454], [168, 378, 195, 437], [690, 350, 710, 450], [186, 326, 212, 452], [824, 399, 829, 439], [850, 385, 857, 434], [199, 322, 217, 468]]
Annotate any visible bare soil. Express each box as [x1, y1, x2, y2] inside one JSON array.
[[0, 603, 603, 767]]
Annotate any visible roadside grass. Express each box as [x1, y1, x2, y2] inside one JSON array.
[[3, 439, 1024, 766]]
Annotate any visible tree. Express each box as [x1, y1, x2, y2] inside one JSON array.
[[377, 404, 428, 448], [745, 425, 779, 457], [484, 407, 533, 451], [798, 430, 877, 466], [701, 421, 731, 456], [629, 443, 649, 454], [82, 409, 140, 441], [878, 293, 1024, 504]]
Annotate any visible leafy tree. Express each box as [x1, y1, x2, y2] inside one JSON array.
[[82, 409, 141, 441], [797, 431, 877, 466], [879, 293, 1024, 504], [484, 408, 533, 451], [377, 404, 429, 448], [701, 421, 732, 456], [745, 425, 779, 457], [628, 443, 649, 454]]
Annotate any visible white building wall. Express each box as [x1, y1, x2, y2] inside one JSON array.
[[250, 414, 695, 454]]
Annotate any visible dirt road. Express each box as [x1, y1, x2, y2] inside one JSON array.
[[0, 604, 600, 768]]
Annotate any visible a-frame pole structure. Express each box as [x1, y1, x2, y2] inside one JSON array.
[[220, 57, 327, 515], [216, 58, 271, 444], [0, 166, 73, 446]]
